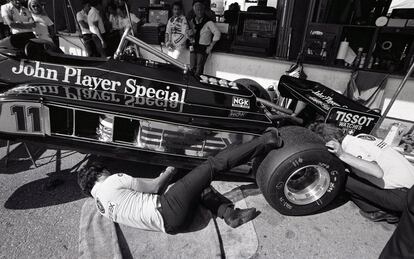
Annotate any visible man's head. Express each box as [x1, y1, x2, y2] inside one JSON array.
[[310, 123, 347, 143], [28, 0, 43, 15], [172, 1, 183, 17], [81, 0, 91, 13], [78, 163, 110, 197], [193, 1, 205, 18], [115, 0, 127, 7], [11, 0, 24, 9], [117, 6, 127, 18]]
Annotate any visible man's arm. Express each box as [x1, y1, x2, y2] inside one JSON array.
[[165, 20, 172, 46], [78, 20, 89, 30], [88, 10, 105, 47], [3, 14, 34, 30], [205, 21, 221, 54], [326, 140, 384, 178], [91, 21, 105, 45], [124, 166, 176, 194], [134, 167, 176, 194]]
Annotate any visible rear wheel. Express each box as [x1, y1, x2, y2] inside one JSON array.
[[255, 126, 346, 216]]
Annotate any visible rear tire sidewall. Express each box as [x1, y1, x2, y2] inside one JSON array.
[[259, 149, 345, 216], [255, 126, 346, 216]]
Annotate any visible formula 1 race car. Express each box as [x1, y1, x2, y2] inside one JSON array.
[[0, 28, 382, 216]]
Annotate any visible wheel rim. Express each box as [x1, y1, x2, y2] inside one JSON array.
[[283, 165, 331, 205]]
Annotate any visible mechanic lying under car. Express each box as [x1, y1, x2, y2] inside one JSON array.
[[78, 128, 282, 233], [313, 123, 414, 223]]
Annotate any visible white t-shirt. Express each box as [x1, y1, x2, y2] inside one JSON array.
[[1, 3, 33, 34], [109, 14, 122, 30], [91, 174, 165, 232], [76, 10, 91, 34], [87, 6, 105, 35], [119, 13, 140, 29], [342, 134, 414, 189], [31, 14, 53, 42], [191, 19, 221, 46]]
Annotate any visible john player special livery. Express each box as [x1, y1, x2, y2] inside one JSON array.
[[0, 29, 380, 216]]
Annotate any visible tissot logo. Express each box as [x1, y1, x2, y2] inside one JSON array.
[[232, 96, 250, 109], [335, 111, 375, 127]]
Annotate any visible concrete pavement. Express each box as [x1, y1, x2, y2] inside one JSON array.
[[0, 141, 395, 258]]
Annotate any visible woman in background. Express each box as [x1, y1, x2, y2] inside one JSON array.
[[27, 0, 54, 43], [165, 1, 188, 62], [117, 5, 140, 34], [187, 1, 220, 76]]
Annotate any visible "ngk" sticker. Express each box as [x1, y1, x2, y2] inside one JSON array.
[[232, 96, 250, 109]]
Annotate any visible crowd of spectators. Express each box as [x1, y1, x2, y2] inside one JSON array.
[[76, 0, 222, 75], [0, 0, 222, 75], [76, 0, 141, 58], [0, 0, 54, 49], [164, 0, 220, 75]]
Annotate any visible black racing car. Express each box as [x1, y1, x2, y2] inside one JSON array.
[[0, 29, 381, 216]]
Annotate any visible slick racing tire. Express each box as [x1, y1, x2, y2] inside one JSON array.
[[255, 126, 346, 216], [234, 78, 271, 101]]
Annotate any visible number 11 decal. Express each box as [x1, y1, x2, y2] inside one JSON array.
[[11, 105, 42, 133]]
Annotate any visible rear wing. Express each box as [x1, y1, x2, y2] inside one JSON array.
[[278, 75, 380, 135]]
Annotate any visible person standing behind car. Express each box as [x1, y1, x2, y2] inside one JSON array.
[[0, 0, 11, 40], [1, 0, 35, 49], [187, 0, 220, 76], [87, 1, 106, 57], [117, 5, 140, 34], [165, 2, 188, 62], [77, 0, 98, 57], [107, 3, 121, 32], [27, 0, 54, 43]]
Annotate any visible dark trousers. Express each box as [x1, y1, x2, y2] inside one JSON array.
[[159, 133, 271, 234], [380, 187, 414, 258], [346, 174, 408, 213], [0, 23, 10, 40], [105, 30, 121, 56], [0, 32, 35, 50], [82, 33, 97, 57], [190, 46, 208, 76], [82, 33, 106, 58]]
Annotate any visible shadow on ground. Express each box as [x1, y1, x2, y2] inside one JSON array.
[[0, 142, 49, 174], [4, 169, 85, 209]]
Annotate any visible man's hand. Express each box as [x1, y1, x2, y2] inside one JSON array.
[[326, 140, 344, 158], [162, 166, 177, 176], [206, 45, 213, 54], [156, 167, 177, 194], [167, 43, 175, 51]]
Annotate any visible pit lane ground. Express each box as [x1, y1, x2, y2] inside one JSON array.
[[0, 141, 395, 259]]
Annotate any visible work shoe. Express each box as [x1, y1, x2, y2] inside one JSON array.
[[359, 210, 400, 224], [223, 207, 259, 228]]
